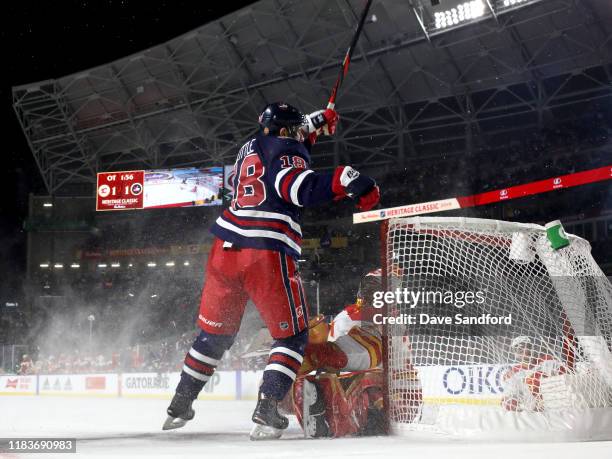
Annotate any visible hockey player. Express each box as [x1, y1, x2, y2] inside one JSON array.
[[501, 336, 567, 412], [290, 271, 387, 437], [328, 269, 381, 341], [299, 270, 383, 373], [291, 270, 423, 437], [163, 102, 380, 440]]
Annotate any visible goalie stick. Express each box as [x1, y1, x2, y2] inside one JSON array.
[[327, 0, 373, 110], [353, 165, 611, 224]]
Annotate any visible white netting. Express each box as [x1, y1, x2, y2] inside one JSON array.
[[384, 217, 612, 441]]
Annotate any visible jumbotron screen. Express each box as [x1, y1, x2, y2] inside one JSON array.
[[143, 167, 223, 209], [96, 167, 223, 211]]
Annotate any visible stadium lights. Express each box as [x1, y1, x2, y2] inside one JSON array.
[[147, 262, 157, 267], [502, 0, 528, 6], [434, 0, 485, 29], [98, 263, 108, 268], [128, 263, 133, 267], [43, 202, 53, 207], [39, 263, 49, 268], [111, 262, 121, 268], [53, 263, 64, 269], [183, 261, 190, 266], [165, 261, 175, 267], [70, 263, 80, 268]]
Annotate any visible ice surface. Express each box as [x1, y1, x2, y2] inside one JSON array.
[[144, 182, 218, 207], [1, 396, 610, 458]]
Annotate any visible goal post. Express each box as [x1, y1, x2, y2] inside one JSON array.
[[377, 216, 612, 441]]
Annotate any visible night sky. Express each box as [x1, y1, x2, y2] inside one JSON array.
[[2, 0, 253, 302]]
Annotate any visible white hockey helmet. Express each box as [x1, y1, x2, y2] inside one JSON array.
[[510, 336, 533, 350]]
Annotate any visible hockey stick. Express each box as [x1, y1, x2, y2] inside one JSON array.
[[353, 165, 612, 223], [327, 0, 374, 109]]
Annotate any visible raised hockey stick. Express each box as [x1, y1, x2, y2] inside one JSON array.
[[353, 165, 612, 223], [327, 0, 373, 109]]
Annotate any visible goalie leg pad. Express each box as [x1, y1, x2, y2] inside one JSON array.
[[302, 378, 330, 438], [294, 371, 385, 438]]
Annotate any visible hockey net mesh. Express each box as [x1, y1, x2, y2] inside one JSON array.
[[384, 217, 612, 436]]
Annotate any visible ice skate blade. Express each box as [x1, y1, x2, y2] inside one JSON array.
[[249, 423, 283, 441], [162, 415, 189, 430]]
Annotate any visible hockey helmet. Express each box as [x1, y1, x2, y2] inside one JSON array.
[[357, 269, 382, 305], [308, 314, 329, 344], [510, 335, 533, 350], [258, 102, 305, 135]]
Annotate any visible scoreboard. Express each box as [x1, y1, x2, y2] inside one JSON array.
[[96, 171, 145, 211], [95, 167, 224, 211]]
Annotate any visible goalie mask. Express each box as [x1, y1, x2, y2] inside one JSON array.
[[511, 336, 535, 362], [356, 269, 382, 321], [308, 314, 329, 345]]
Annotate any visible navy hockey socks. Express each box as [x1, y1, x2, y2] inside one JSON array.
[[175, 331, 234, 399], [260, 330, 308, 400]]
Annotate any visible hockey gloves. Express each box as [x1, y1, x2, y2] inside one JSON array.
[[332, 166, 380, 211], [357, 185, 380, 211], [303, 108, 339, 144]]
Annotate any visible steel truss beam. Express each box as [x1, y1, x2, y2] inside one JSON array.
[[12, 0, 612, 195]]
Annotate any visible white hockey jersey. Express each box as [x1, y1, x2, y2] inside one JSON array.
[[328, 303, 381, 371], [502, 354, 566, 411], [329, 303, 362, 342]]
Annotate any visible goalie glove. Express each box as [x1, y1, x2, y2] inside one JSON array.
[[302, 108, 339, 144], [301, 342, 349, 374], [332, 166, 380, 211]]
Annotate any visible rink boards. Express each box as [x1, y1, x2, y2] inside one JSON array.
[[0, 371, 263, 400], [0, 364, 505, 404]]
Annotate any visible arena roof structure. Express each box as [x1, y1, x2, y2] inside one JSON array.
[[13, 0, 612, 195]]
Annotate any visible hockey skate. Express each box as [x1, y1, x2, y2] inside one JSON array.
[[249, 393, 288, 441], [162, 393, 195, 430]]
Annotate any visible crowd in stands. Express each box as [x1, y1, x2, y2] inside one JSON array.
[[383, 117, 611, 210], [5, 327, 270, 375]]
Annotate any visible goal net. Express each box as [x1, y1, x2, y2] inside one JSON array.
[[382, 217, 612, 441]]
